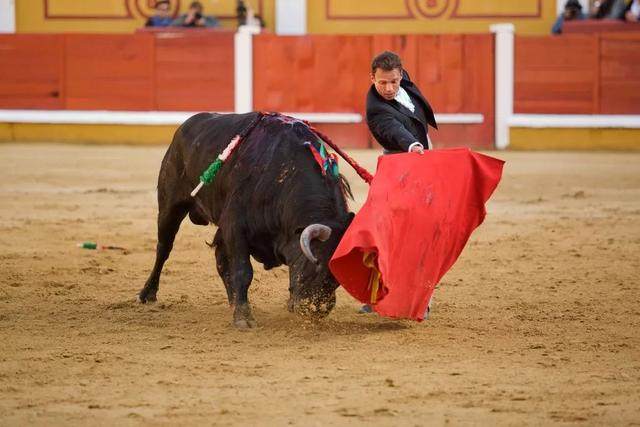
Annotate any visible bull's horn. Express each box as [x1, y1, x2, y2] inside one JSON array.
[[299, 224, 332, 264]]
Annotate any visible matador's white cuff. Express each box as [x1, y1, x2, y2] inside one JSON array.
[[408, 142, 424, 152]]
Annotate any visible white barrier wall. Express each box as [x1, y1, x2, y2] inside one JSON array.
[[491, 23, 515, 150], [0, 0, 16, 33], [276, 0, 307, 35]]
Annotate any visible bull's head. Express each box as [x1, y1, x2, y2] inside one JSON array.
[[286, 215, 353, 318]]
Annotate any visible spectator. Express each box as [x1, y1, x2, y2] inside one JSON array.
[[624, 0, 640, 21], [552, 0, 587, 34], [172, 1, 219, 28], [236, 0, 266, 28], [145, 0, 173, 27], [236, 0, 247, 27], [589, 0, 627, 19]]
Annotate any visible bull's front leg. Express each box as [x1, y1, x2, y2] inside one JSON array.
[[139, 202, 188, 303], [213, 229, 235, 305], [230, 254, 256, 329], [222, 229, 257, 329]]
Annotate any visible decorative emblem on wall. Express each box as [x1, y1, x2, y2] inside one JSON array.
[[410, 0, 451, 19]]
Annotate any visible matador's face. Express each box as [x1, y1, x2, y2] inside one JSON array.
[[371, 68, 402, 101]]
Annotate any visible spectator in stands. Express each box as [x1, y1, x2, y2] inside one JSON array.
[[236, 0, 248, 26], [145, 0, 173, 27], [236, 0, 266, 28], [589, 0, 627, 19], [624, 0, 640, 21], [172, 1, 219, 28], [552, 0, 587, 34]]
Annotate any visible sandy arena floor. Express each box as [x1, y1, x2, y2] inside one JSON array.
[[0, 144, 639, 426]]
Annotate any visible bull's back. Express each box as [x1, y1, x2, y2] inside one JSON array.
[[177, 112, 261, 151], [165, 112, 262, 182]]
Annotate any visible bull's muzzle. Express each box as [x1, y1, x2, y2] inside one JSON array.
[[288, 294, 336, 318]]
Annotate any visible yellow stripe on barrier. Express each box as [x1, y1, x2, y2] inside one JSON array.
[[0, 124, 13, 141], [510, 128, 640, 151], [0, 124, 179, 145]]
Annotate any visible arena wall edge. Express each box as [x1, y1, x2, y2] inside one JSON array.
[[1, 30, 640, 150]]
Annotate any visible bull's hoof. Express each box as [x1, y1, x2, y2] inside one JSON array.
[[233, 304, 257, 329], [233, 317, 258, 329], [137, 291, 157, 304]]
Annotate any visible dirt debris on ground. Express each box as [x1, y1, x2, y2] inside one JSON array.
[[0, 144, 639, 425]]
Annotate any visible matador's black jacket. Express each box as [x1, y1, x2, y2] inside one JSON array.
[[366, 70, 437, 153]]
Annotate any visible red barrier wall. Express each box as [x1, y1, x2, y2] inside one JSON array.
[[154, 32, 235, 111], [0, 35, 65, 109], [65, 34, 155, 110], [515, 33, 640, 114], [0, 32, 235, 112], [253, 34, 371, 113], [2, 32, 638, 147], [600, 34, 640, 114]]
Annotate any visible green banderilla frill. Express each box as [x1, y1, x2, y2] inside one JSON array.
[[200, 158, 223, 184], [190, 158, 224, 197]]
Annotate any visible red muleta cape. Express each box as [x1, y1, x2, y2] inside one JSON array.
[[329, 148, 504, 321]]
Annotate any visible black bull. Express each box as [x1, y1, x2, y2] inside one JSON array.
[[139, 112, 354, 328]]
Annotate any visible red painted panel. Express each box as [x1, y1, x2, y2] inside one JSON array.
[[600, 81, 640, 113], [515, 35, 598, 114], [253, 34, 371, 113], [461, 34, 495, 148], [415, 35, 465, 113], [599, 34, 640, 114], [154, 32, 235, 112], [515, 33, 640, 114], [64, 34, 155, 110], [0, 35, 64, 109]]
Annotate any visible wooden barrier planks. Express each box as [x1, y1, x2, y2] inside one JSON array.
[[253, 34, 372, 113], [0, 35, 65, 109], [0, 32, 235, 113], [154, 32, 235, 112], [415, 35, 465, 113], [64, 34, 155, 110], [515, 35, 599, 114], [599, 34, 640, 114], [515, 33, 640, 114]]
